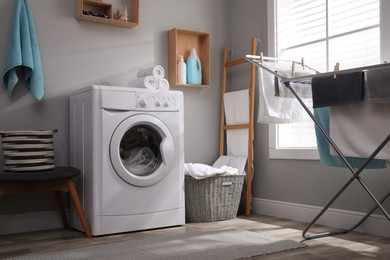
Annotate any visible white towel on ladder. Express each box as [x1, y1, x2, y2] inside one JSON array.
[[224, 89, 249, 157]]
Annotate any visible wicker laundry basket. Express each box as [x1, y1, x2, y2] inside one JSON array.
[[185, 174, 244, 223], [0, 130, 57, 172]]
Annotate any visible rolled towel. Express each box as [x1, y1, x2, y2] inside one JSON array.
[[137, 65, 165, 79], [127, 76, 158, 89], [157, 78, 170, 90]]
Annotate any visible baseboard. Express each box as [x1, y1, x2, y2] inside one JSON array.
[[0, 210, 64, 235], [2, 200, 389, 238], [252, 197, 390, 238]]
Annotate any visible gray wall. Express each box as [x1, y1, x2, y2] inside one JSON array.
[[227, 0, 390, 213], [1, 0, 389, 224], [0, 0, 228, 214]]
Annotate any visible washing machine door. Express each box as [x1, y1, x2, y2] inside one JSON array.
[[110, 114, 174, 187]]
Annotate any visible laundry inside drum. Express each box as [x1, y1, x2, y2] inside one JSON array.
[[120, 125, 163, 176]]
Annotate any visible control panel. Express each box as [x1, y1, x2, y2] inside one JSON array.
[[136, 92, 178, 111]]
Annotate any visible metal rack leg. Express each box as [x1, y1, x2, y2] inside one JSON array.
[[349, 189, 390, 231], [285, 82, 390, 240], [302, 135, 390, 240]]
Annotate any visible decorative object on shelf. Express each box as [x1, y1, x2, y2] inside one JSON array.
[[82, 9, 109, 18], [168, 28, 210, 87], [186, 48, 202, 85], [75, 0, 139, 28], [177, 55, 187, 84], [115, 5, 128, 22]]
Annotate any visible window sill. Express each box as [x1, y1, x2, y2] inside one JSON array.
[[269, 148, 320, 160]]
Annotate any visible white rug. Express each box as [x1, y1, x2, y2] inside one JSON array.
[[7, 228, 306, 260]]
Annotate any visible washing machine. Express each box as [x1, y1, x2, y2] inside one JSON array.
[[69, 85, 185, 236]]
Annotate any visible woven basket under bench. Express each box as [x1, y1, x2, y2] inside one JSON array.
[[185, 175, 244, 223]]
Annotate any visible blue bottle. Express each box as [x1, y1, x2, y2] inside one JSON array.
[[186, 48, 202, 84]]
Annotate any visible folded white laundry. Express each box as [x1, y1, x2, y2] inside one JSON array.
[[137, 65, 165, 79], [212, 155, 247, 174], [157, 78, 170, 90], [184, 163, 244, 180], [127, 76, 158, 89]]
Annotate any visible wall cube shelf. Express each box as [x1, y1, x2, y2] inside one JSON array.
[[168, 28, 210, 87]]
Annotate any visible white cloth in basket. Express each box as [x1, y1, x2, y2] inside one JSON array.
[[184, 163, 240, 180], [185, 156, 246, 180], [212, 155, 247, 174]]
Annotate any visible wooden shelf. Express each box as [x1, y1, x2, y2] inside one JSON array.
[[168, 28, 210, 87], [75, 0, 139, 28]]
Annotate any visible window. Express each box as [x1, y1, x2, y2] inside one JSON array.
[[268, 0, 381, 160]]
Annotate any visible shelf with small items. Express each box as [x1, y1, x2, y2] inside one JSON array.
[[168, 28, 210, 87], [75, 0, 139, 28]]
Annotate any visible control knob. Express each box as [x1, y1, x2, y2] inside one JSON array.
[[138, 98, 148, 108]]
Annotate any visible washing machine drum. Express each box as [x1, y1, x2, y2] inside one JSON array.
[[110, 115, 174, 187]]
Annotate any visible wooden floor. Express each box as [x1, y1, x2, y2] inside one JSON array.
[[1, 214, 390, 259]]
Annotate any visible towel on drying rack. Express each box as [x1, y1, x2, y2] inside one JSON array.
[[3, 0, 44, 100], [257, 68, 313, 124], [365, 67, 390, 103], [274, 70, 313, 99], [330, 101, 390, 160], [311, 72, 364, 108], [314, 107, 387, 169]]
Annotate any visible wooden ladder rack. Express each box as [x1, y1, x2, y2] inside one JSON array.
[[220, 38, 257, 216]]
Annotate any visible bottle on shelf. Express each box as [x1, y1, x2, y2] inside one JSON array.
[[186, 48, 202, 84], [177, 55, 187, 84]]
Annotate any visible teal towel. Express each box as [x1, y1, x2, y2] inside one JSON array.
[[3, 0, 44, 100], [314, 107, 387, 169]]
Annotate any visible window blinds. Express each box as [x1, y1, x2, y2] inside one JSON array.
[[275, 0, 380, 149]]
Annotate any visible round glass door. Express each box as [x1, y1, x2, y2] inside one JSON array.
[[110, 115, 174, 187], [120, 124, 162, 176]]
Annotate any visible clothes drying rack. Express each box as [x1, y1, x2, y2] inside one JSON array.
[[246, 54, 390, 240]]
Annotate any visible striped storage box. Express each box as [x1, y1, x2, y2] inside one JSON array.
[[0, 130, 57, 172]]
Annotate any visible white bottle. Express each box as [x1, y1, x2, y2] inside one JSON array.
[[177, 55, 187, 84]]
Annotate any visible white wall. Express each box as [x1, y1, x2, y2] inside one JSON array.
[[0, 0, 228, 214]]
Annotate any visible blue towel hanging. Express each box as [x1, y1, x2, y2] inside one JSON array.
[[313, 107, 386, 169], [2, 0, 44, 101]]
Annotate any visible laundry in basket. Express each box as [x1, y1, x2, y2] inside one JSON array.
[[184, 156, 246, 223]]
